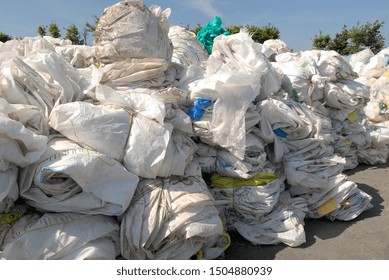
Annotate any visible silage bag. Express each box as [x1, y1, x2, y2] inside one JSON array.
[[94, 0, 172, 63], [0, 209, 120, 260]]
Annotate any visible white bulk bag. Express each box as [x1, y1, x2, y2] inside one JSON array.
[[228, 191, 308, 247], [19, 135, 139, 215], [0, 97, 48, 136], [323, 79, 370, 110], [210, 172, 284, 220], [168, 25, 208, 66], [120, 176, 223, 260], [0, 57, 58, 117], [0, 112, 47, 168], [94, 0, 172, 63], [0, 212, 120, 260]]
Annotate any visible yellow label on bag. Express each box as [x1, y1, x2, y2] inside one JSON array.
[[317, 198, 339, 217], [347, 111, 360, 122], [0, 211, 23, 225]]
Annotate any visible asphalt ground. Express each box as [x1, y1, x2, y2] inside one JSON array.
[[224, 162, 389, 260]]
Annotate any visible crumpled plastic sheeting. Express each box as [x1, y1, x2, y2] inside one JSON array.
[[0, 36, 61, 59], [307, 180, 372, 220], [257, 98, 325, 162], [55, 45, 96, 68], [190, 30, 268, 159], [226, 191, 308, 247], [0, 57, 58, 117], [94, 0, 172, 63], [19, 135, 139, 215], [193, 130, 269, 179], [356, 124, 389, 165], [120, 175, 223, 260], [350, 47, 389, 79], [272, 59, 325, 105], [98, 58, 171, 88], [0, 209, 120, 260], [323, 79, 370, 110], [49, 101, 170, 179], [276, 50, 357, 81], [169, 25, 209, 66], [330, 110, 370, 169], [261, 39, 291, 61], [357, 74, 389, 123], [0, 51, 86, 118], [0, 97, 48, 136], [284, 155, 346, 191], [0, 110, 47, 168], [23, 50, 88, 104], [325, 188, 373, 221], [210, 172, 285, 220]]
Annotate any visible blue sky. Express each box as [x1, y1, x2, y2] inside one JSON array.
[[1, 0, 388, 51]]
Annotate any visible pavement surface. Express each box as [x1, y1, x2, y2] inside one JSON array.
[[224, 162, 389, 260]]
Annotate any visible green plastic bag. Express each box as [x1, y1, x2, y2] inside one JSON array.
[[196, 16, 230, 54]]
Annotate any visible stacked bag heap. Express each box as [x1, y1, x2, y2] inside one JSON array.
[[1, 0, 387, 259]]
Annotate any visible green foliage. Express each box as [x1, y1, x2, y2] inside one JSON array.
[[66, 24, 84, 45], [49, 22, 61, 38], [226, 25, 243, 35], [247, 23, 280, 43], [0, 32, 12, 43], [312, 30, 331, 50], [83, 15, 99, 45], [37, 25, 47, 37], [312, 20, 385, 55]]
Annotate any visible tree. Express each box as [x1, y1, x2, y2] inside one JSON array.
[[49, 22, 61, 38], [246, 23, 280, 43], [0, 32, 12, 43], [226, 25, 243, 35], [37, 25, 47, 37], [312, 30, 331, 50], [66, 24, 84, 45], [312, 20, 385, 55], [82, 15, 99, 45]]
